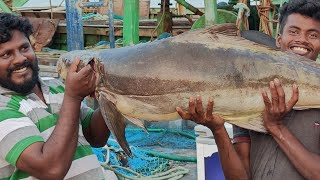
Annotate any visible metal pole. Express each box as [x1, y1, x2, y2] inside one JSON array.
[[156, 0, 172, 36], [108, 0, 115, 48], [49, 0, 53, 19], [65, 0, 84, 51], [123, 0, 139, 46], [204, 0, 217, 27]]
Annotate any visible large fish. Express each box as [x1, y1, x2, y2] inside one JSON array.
[[57, 24, 320, 157]]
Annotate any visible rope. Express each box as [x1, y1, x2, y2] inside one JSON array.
[[234, 0, 250, 31], [102, 164, 189, 180], [255, 0, 278, 37], [99, 145, 190, 180], [151, 0, 167, 41]]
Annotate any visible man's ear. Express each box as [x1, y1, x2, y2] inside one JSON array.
[[276, 33, 281, 48]]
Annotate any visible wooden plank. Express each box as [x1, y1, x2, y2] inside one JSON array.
[[20, 11, 66, 20], [56, 24, 190, 37], [38, 59, 58, 66], [41, 7, 66, 12], [39, 71, 59, 78], [39, 65, 57, 73]]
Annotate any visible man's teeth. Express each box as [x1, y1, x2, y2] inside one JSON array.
[[13, 67, 27, 73], [292, 47, 308, 53]]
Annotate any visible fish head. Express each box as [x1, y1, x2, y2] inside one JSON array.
[[57, 50, 102, 80]]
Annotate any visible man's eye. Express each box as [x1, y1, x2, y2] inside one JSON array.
[[21, 46, 29, 52], [0, 53, 10, 59], [309, 33, 319, 39], [289, 30, 298, 34]]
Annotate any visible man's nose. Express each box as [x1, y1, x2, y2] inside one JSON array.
[[12, 51, 26, 65], [294, 33, 309, 44]]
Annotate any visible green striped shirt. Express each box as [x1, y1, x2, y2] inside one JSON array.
[[0, 78, 104, 180]]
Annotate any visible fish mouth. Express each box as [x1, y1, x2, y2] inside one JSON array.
[[88, 59, 96, 72], [289, 45, 312, 56]]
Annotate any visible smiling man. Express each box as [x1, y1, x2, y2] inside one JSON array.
[[276, 6, 320, 60], [177, 0, 320, 179], [0, 13, 117, 180], [0, 30, 39, 94]]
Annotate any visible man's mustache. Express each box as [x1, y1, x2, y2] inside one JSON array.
[[7, 60, 34, 77]]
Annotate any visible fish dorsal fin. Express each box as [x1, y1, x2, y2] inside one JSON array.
[[205, 23, 239, 37], [97, 92, 133, 158], [173, 23, 239, 41], [173, 23, 279, 54]]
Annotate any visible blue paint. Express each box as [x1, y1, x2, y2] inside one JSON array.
[[204, 152, 225, 180], [65, 0, 84, 51], [66, 0, 111, 51], [108, 0, 115, 48], [81, 2, 104, 7]]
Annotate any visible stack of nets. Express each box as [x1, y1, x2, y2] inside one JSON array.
[[92, 127, 197, 179]]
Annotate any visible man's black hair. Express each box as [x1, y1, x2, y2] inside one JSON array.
[[0, 13, 33, 43], [279, 0, 320, 34]]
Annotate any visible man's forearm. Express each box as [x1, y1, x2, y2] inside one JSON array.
[[17, 95, 83, 179], [22, 96, 81, 179], [270, 126, 320, 179], [41, 95, 82, 176], [212, 126, 249, 180]]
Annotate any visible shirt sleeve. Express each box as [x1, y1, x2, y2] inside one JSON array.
[[80, 101, 94, 129], [232, 125, 251, 144], [0, 107, 44, 166], [47, 78, 95, 129]]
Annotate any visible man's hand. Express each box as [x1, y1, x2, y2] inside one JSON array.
[[262, 78, 299, 133], [64, 57, 97, 101], [176, 96, 224, 131]]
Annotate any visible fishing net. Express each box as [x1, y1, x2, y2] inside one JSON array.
[[92, 126, 197, 179]]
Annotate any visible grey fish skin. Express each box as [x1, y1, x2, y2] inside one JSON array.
[[57, 24, 320, 157]]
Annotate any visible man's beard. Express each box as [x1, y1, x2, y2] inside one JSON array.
[[0, 59, 40, 94]]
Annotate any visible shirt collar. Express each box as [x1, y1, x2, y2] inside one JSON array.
[[0, 86, 13, 95]]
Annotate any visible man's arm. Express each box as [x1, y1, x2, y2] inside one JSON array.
[[15, 59, 96, 180], [232, 125, 251, 177], [177, 96, 249, 180], [263, 78, 320, 179], [83, 108, 110, 147], [269, 126, 320, 179], [16, 96, 82, 180], [234, 142, 250, 177], [213, 127, 249, 180]]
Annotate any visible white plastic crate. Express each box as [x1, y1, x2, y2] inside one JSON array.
[[195, 124, 233, 180]]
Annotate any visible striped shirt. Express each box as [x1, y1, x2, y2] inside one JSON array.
[[0, 78, 105, 180]]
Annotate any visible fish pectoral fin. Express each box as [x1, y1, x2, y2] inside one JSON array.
[[123, 115, 147, 132], [98, 93, 132, 158]]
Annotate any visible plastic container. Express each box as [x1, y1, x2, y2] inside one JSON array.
[[195, 124, 233, 180]]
